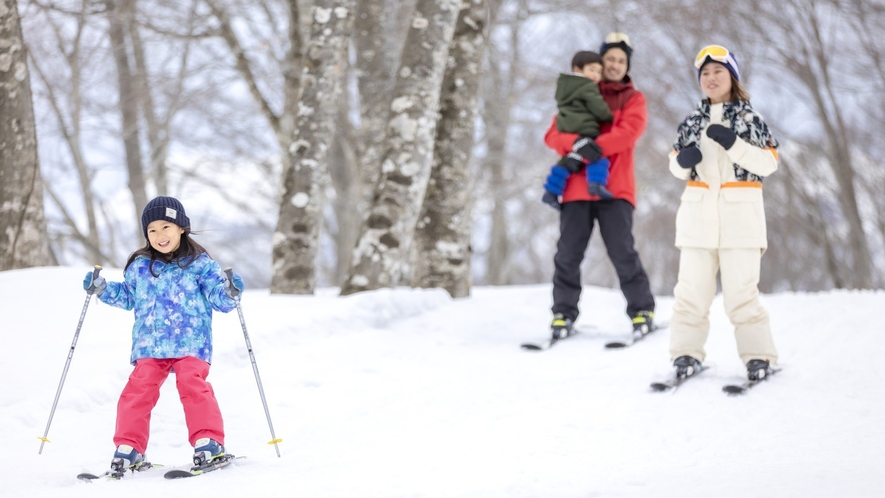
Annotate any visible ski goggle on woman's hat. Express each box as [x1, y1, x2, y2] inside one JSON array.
[[694, 44, 741, 82]]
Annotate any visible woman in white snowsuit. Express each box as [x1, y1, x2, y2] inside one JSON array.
[[667, 45, 779, 381]]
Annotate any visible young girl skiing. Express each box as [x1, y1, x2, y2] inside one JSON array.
[[82, 196, 245, 477], [667, 45, 779, 381]]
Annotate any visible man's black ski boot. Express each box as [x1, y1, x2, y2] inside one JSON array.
[[550, 313, 575, 340], [631, 311, 654, 339]]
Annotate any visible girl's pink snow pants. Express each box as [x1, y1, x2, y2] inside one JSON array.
[[113, 357, 224, 454]]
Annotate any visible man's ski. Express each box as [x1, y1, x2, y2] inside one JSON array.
[[520, 327, 594, 351], [604, 321, 669, 349], [722, 368, 781, 395], [77, 462, 162, 481], [650, 365, 709, 392], [163, 454, 241, 479], [520, 336, 567, 351]]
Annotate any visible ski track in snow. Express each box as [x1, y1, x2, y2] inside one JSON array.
[[1, 267, 883, 497]]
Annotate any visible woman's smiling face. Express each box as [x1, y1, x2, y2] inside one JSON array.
[[699, 62, 733, 104]]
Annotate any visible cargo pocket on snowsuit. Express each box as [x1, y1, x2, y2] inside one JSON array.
[[720, 183, 765, 247], [675, 185, 708, 247]]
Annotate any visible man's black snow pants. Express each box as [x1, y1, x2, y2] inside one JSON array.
[[551, 199, 655, 321]]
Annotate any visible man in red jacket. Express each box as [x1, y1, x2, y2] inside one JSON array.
[[543, 32, 655, 340]]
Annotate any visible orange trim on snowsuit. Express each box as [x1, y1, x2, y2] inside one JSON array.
[[721, 181, 762, 189]]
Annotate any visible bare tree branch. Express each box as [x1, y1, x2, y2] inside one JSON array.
[[205, 0, 281, 136]]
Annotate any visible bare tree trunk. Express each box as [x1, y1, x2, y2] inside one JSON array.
[[334, 0, 401, 285], [410, 0, 489, 298], [0, 0, 51, 269], [483, 1, 525, 286], [271, 0, 355, 294], [105, 0, 148, 230], [353, 0, 399, 208], [328, 104, 361, 285], [340, 0, 460, 295], [280, 0, 305, 143]]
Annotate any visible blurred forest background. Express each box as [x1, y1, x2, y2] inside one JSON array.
[[2, 0, 884, 297]]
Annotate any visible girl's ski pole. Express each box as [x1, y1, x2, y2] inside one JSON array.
[[38, 265, 102, 454], [225, 268, 282, 457]]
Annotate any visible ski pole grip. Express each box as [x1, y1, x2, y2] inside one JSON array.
[[224, 267, 241, 298], [87, 265, 103, 295]]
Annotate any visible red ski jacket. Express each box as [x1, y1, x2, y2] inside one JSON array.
[[544, 77, 647, 207]]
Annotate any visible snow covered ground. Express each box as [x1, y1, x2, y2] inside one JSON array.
[[2, 266, 883, 497]]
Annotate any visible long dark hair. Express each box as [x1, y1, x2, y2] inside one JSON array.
[[730, 76, 751, 102], [124, 228, 210, 276]]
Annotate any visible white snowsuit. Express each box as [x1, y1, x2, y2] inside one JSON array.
[[667, 102, 779, 365]]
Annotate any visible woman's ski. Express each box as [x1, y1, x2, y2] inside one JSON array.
[[722, 368, 781, 395], [649, 365, 709, 392]]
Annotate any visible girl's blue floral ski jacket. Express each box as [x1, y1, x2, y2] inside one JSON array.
[[99, 253, 236, 364]]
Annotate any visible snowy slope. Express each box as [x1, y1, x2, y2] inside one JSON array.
[[1, 267, 883, 498]]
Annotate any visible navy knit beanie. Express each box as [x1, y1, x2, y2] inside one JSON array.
[[141, 196, 190, 238]]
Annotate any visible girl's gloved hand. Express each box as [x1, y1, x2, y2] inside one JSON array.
[[225, 273, 245, 299], [83, 272, 107, 296]]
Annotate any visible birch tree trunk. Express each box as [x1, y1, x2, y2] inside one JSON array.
[[353, 0, 399, 208], [410, 0, 489, 298], [280, 0, 305, 145], [340, 0, 460, 295], [0, 0, 50, 270], [271, 1, 355, 294]]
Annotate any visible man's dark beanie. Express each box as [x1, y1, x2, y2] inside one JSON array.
[[141, 196, 190, 238]]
